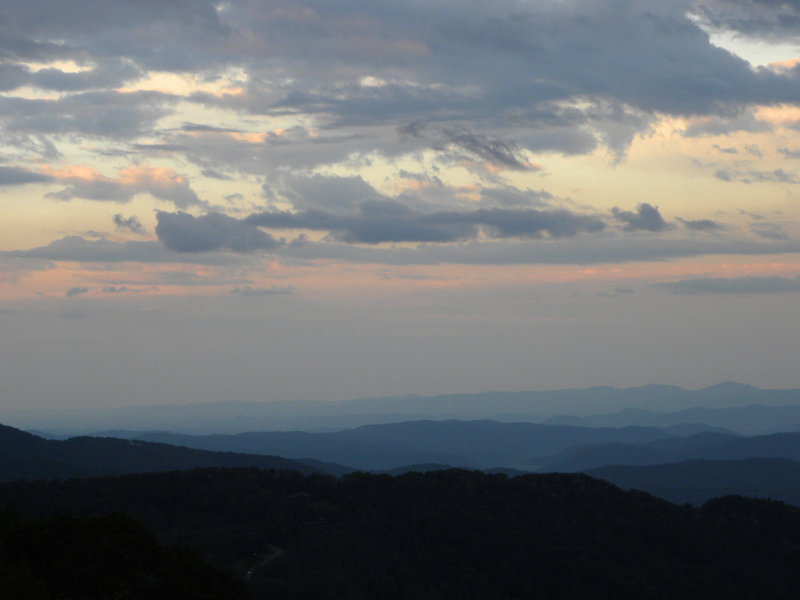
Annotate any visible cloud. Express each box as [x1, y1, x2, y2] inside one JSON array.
[[0, 63, 30, 91], [779, 147, 800, 159], [478, 186, 554, 208], [691, 0, 800, 43], [750, 221, 790, 240], [230, 285, 293, 296], [155, 211, 283, 252], [245, 202, 605, 244], [612, 203, 670, 232], [29, 60, 142, 91], [712, 144, 738, 154], [277, 235, 800, 266], [65, 286, 89, 297], [0, 165, 52, 186], [399, 122, 533, 170], [43, 164, 203, 208], [112, 214, 145, 234], [8, 228, 800, 270], [714, 168, 734, 182], [677, 217, 725, 231], [662, 275, 800, 294], [2, 0, 796, 183], [0, 0, 229, 69], [2, 235, 253, 265], [744, 144, 763, 157], [0, 257, 53, 283], [683, 111, 772, 137], [0, 91, 175, 139], [749, 168, 800, 183], [265, 174, 384, 212], [1, 133, 61, 161], [715, 167, 800, 184], [102, 286, 134, 293]]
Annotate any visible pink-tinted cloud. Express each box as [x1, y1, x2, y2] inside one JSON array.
[[41, 164, 203, 208]]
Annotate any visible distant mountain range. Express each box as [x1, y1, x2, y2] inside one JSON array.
[[5, 381, 800, 434], [545, 404, 800, 435], [586, 458, 800, 506], [8, 417, 800, 507], [98, 420, 673, 471], [538, 430, 800, 472], [85, 420, 800, 493], [0, 423, 324, 481]]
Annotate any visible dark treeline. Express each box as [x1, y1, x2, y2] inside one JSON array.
[[0, 509, 245, 599], [3, 468, 800, 598]]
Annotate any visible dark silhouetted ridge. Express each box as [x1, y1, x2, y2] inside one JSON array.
[[4, 468, 800, 598], [0, 423, 328, 481]]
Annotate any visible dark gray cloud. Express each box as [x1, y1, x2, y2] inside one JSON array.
[[749, 168, 800, 183], [716, 167, 800, 183], [662, 275, 800, 294], [692, 0, 800, 42], [112, 214, 145, 235], [0, 257, 53, 283], [102, 285, 133, 293], [245, 202, 605, 244], [265, 174, 384, 212], [0, 63, 30, 91], [478, 186, 554, 208], [399, 122, 532, 170], [152, 123, 386, 174], [277, 234, 800, 266], [677, 217, 725, 231], [612, 203, 670, 232], [3, 235, 254, 265], [0, 133, 61, 161], [0, 0, 228, 69], [29, 60, 142, 91], [2, 0, 795, 164], [65, 286, 89, 297], [712, 144, 738, 154], [744, 144, 763, 157], [750, 221, 790, 240], [0, 91, 175, 139], [0, 165, 52, 186], [779, 147, 800, 159], [683, 111, 772, 137], [155, 211, 283, 253], [132, 143, 187, 153], [714, 168, 734, 182]]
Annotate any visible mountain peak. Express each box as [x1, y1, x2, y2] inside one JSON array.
[[697, 382, 757, 394]]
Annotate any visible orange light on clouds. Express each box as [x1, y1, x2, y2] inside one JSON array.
[[40, 165, 106, 181], [117, 165, 189, 188], [755, 104, 800, 126]]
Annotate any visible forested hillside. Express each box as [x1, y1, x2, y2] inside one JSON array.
[[0, 510, 244, 599], [3, 468, 800, 598]]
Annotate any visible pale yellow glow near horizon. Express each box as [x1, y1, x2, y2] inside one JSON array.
[[117, 68, 248, 96]]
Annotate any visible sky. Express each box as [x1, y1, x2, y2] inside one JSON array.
[[3, 0, 800, 411]]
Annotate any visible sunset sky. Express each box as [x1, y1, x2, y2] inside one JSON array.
[[3, 0, 800, 411]]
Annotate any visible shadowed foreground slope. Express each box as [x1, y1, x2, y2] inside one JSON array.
[[3, 468, 800, 598], [0, 510, 244, 599]]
